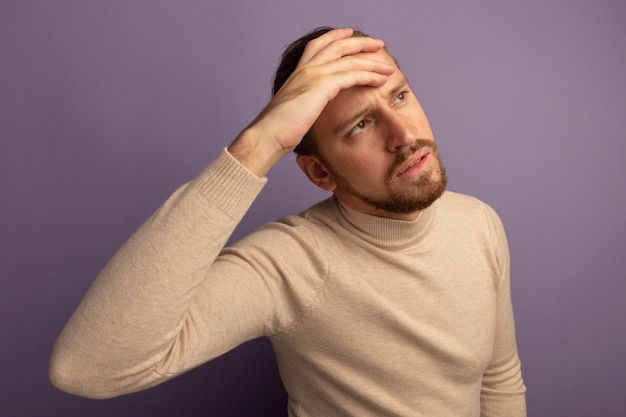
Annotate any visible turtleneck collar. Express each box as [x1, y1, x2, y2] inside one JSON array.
[[332, 196, 436, 251]]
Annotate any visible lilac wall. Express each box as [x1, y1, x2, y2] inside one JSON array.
[[2, 1, 625, 416]]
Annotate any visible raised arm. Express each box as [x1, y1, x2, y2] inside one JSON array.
[[49, 28, 393, 398]]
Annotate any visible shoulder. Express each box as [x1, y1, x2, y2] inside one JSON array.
[[231, 197, 337, 256], [437, 190, 488, 210], [431, 191, 507, 248], [436, 191, 502, 224], [271, 197, 340, 236]]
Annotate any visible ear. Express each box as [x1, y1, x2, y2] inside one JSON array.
[[296, 154, 337, 192]]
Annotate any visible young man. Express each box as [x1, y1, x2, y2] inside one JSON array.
[[50, 27, 526, 416]]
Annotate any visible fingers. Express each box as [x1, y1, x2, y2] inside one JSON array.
[[291, 28, 395, 95], [298, 28, 387, 69], [298, 28, 353, 65], [304, 54, 395, 92]]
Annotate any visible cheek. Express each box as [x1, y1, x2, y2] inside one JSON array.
[[321, 136, 394, 181], [342, 152, 390, 182], [405, 102, 433, 137]]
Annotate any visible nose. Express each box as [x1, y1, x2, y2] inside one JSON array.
[[384, 110, 417, 152]]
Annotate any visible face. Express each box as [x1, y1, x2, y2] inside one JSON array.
[[303, 50, 447, 221]]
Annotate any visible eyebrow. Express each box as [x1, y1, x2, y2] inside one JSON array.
[[333, 77, 410, 135]]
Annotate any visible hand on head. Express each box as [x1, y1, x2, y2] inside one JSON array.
[[229, 28, 395, 177]]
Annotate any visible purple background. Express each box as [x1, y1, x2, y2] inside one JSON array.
[[2, 1, 625, 416]]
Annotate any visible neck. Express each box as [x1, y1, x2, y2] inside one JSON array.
[[334, 194, 422, 221]]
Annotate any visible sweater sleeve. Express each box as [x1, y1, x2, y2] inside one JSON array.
[[480, 204, 527, 416], [49, 149, 269, 399]]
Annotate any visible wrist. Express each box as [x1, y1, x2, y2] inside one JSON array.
[[228, 127, 287, 178]]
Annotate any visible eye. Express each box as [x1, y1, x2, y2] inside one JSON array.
[[348, 119, 371, 137], [393, 91, 408, 105]]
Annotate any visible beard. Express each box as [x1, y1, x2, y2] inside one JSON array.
[[323, 139, 448, 215]]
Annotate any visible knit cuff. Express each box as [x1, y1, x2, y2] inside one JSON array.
[[191, 148, 267, 219]]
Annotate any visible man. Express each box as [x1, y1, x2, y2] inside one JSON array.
[[50, 27, 526, 416]]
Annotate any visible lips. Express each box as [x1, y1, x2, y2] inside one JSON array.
[[396, 149, 430, 177], [400, 156, 424, 174]]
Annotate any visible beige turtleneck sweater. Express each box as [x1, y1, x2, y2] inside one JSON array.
[[50, 149, 526, 416]]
